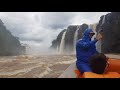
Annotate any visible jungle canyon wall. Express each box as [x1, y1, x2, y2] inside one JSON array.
[[0, 19, 26, 56]]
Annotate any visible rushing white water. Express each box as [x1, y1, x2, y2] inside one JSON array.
[[101, 15, 106, 25], [96, 15, 106, 53], [89, 24, 91, 29], [59, 31, 67, 54], [0, 55, 76, 78], [73, 25, 80, 53], [37, 66, 52, 78], [56, 45, 59, 52]]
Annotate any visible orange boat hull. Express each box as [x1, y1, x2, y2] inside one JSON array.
[[75, 58, 120, 78], [107, 58, 120, 73]]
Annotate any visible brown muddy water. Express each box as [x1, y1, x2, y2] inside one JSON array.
[[0, 54, 119, 78], [0, 54, 76, 78]]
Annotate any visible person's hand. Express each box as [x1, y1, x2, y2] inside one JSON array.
[[96, 33, 103, 40]]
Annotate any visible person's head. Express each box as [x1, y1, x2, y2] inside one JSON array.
[[89, 53, 109, 74], [83, 29, 95, 39], [89, 32, 95, 38]]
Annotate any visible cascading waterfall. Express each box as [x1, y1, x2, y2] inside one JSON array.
[[101, 15, 106, 25], [89, 24, 91, 29], [56, 45, 59, 52], [73, 25, 80, 53], [96, 15, 106, 53], [59, 31, 67, 54]]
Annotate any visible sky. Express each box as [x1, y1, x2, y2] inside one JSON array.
[[0, 12, 109, 54]]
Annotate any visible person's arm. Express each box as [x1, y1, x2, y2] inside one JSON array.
[[78, 39, 98, 49], [95, 33, 103, 53], [77, 33, 102, 49]]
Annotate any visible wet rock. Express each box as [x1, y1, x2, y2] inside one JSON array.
[[96, 12, 120, 53], [51, 24, 88, 53]]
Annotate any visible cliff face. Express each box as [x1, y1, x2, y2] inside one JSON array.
[[0, 19, 26, 56], [50, 29, 66, 50], [64, 25, 77, 53], [77, 24, 89, 39], [64, 24, 88, 53], [96, 12, 120, 53], [51, 24, 88, 53]]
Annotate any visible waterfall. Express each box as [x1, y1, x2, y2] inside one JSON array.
[[101, 15, 106, 25], [73, 25, 80, 53], [88, 24, 91, 29], [59, 31, 67, 54], [56, 45, 59, 52], [96, 15, 106, 53]]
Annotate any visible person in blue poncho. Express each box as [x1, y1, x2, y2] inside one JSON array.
[[76, 28, 102, 74]]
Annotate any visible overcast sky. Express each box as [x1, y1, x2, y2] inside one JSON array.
[[0, 12, 109, 53]]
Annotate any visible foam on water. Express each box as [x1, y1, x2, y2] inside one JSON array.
[[0, 64, 43, 76], [37, 67, 52, 78], [0, 55, 76, 78], [55, 59, 76, 64]]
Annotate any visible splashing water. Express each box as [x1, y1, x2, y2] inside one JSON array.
[[73, 25, 80, 54], [56, 45, 59, 52], [89, 24, 91, 29], [59, 31, 67, 54]]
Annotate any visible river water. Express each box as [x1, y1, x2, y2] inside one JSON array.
[[0, 54, 119, 78], [0, 54, 76, 78]]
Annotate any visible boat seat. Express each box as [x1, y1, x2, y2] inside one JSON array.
[[74, 58, 120, 78], [74, 69, 120, 78], [83, 72, 120, 78]]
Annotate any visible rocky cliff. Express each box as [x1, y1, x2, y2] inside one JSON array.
[[50, 29, 66, 50], [0, 19, 26, 56], [96, 12, 120, 53], [51, 24, 88, 53], [64, 24, 88, 53]]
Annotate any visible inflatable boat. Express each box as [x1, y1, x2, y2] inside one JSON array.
[[59, 57, 120, 78]]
